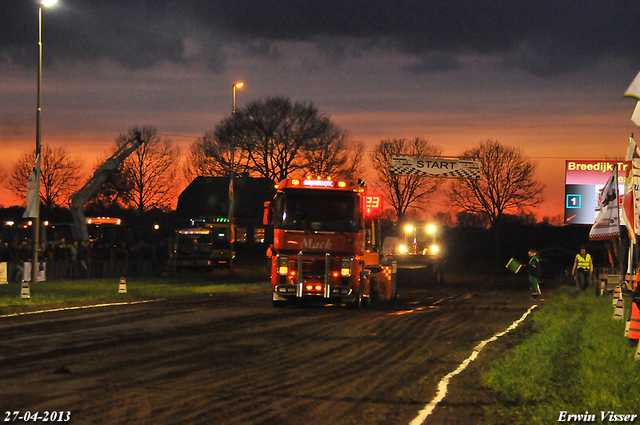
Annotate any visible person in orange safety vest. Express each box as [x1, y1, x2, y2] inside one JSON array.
[[629, 276, 640, 347]]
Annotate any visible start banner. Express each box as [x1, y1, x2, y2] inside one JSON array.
[[391, 157, 481, 179]]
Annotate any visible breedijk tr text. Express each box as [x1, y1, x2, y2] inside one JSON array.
[[566, 161, 629, 173], [557, 411, 638, 422]]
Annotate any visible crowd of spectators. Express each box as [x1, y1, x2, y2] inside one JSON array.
[[0, 238, 172, 281]]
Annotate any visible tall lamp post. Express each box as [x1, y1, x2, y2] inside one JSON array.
[[30, 0, 58, 285], [229, 82, 243, 270], [232, 82, 244, 115]]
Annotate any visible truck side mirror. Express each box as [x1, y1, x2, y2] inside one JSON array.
[[263, 201, 272, 226]]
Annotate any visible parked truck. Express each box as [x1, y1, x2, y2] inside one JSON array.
[[173, 218, 232, 271], [174, 176, 276, 270], [264, 177, 385, 308]]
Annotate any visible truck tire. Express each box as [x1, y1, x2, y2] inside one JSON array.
[[437, 265, 445, 285], [272, 300, 287, 308], [348, 295, 362, 310]]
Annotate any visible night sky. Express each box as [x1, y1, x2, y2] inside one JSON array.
[[2, 0, 640, 219]]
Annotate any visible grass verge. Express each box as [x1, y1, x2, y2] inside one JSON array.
[[0, 267, 271, 316], [481, 285, 640, 424]]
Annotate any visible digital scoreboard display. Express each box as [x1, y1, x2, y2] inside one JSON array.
[[364, 195, 382, 216], [564, 160, 626, 225]]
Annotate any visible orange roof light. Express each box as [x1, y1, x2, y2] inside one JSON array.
[[87, 217, 122, 225], [303, 179, 335, 188]]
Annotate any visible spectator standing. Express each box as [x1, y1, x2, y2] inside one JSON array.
[[528, 248, 542, 298], [572, 247, 593, 291]]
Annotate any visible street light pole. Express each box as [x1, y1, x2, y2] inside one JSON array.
[[232, 82, 244, 115], [229, 82, 243, 270], [30, 0, 57, 284]]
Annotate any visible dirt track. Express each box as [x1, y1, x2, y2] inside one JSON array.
[[0, 274, 543, 425]]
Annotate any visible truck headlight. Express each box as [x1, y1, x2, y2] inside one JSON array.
[[278, 256, 289, 275], [340, 258, 353, 277]]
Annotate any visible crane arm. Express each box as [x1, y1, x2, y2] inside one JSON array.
[[69, 132, 145, 241]]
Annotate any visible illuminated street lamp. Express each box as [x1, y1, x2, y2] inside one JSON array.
[[427, 224, 436, 243], [405, 224, 417, 254], [29, 0, 58, 285], [232, 82, 244, 115], [229, 82, 244, 270], [427, 224, 438, 255]]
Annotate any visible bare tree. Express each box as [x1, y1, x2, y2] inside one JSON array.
[[115, 126, 181, 214], [184, 130, 251, 181], [433, 211, 453, 227], [369, 138, 444, 220], [302, 128, 365, 180], [213, 97, 345, 183], [6, 145, 84, 209], [446, 139, 545, 262]]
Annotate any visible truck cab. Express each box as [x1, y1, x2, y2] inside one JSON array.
[[266, 178, 372, 308]]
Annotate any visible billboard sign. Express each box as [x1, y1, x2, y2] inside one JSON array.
[[564, 160, 627, 225]]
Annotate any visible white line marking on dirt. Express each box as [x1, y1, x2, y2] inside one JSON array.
[[409, 304, 538, 425], [0, 299, 164, 319]]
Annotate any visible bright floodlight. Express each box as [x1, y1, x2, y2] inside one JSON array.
[[234, 82, 244, 88], [405, 225, 414, 233], [41, 0, 58, 6], [427, 225, 436, 233]]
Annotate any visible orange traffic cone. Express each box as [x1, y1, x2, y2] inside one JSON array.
[[625, 307, 631, 337], [613, 297, 624, 320], [613, 285, 622, 307], [20, 281, 30, 299], [119, 277, 127, 294]]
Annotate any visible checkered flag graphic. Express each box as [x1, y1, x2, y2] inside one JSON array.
[[390, 157, 482, 179]]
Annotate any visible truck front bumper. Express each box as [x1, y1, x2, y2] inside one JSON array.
[[273, 283, 354, 302]]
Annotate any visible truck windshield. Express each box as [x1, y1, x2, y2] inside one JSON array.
[[272, 191, 360, 232], [176, 228, 230, 256]]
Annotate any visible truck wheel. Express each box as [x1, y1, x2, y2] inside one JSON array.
[[348, 295, 362, 310], [437, 266, 445, 285], [272, 300, 287, 308]]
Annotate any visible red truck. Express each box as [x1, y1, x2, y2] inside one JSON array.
[[265, 177, 384, 308]]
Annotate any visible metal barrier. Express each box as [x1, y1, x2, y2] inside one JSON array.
[[594, 267, 636, 295]]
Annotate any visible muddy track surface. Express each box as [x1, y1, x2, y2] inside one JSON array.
[[0, 277, 542, 425]]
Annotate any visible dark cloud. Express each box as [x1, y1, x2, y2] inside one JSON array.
[[2, 0, 640, 75], [404, 54, 461, 74]]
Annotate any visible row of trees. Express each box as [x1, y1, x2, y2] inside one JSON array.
[[3, 97, 366, 214], [3, 129, 182, 215], [2, 96, 545, 261]]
